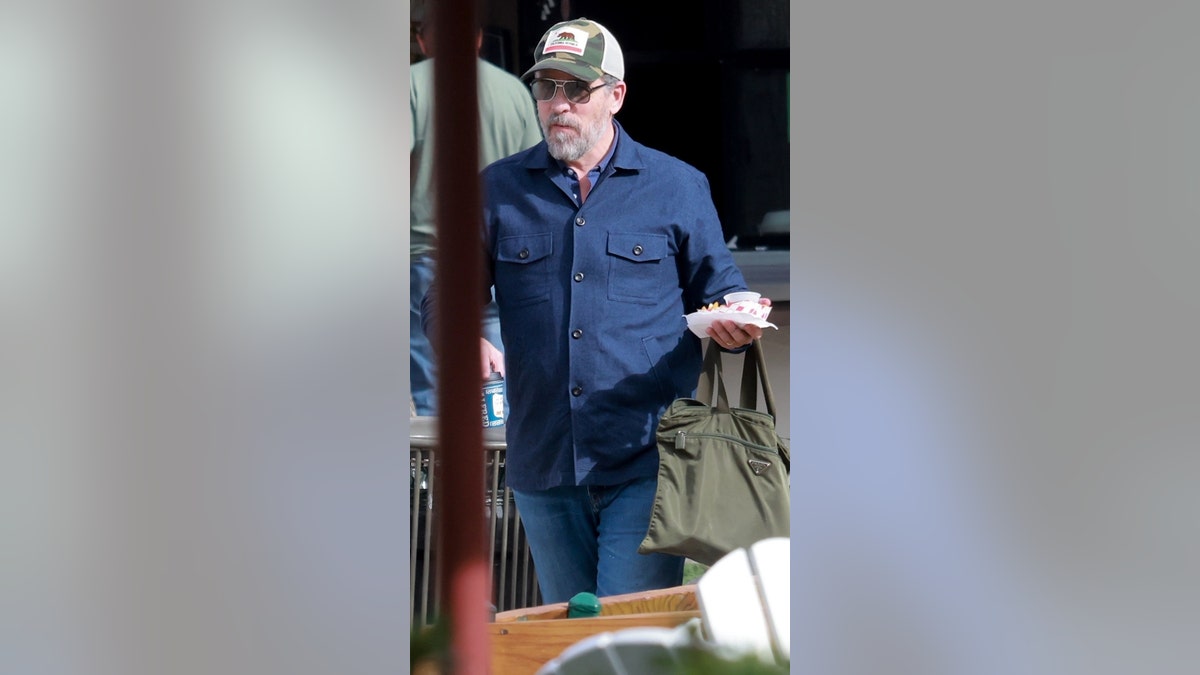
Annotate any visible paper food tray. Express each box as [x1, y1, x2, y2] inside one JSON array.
[[684, 309, 778, 340]]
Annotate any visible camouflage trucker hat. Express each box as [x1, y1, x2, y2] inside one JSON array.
[[522, 18, 625, 82]]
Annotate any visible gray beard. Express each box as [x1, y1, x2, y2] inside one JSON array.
[[544, 115, 606, 163]]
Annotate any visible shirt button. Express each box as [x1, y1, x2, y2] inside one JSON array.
[[518, 248, 530, 260], [632, 245, 643, 255], [575, 217, 585, 227], [573, 272, 584, 282], [572, 329, 583, 339], [571, 386, 583, 397]]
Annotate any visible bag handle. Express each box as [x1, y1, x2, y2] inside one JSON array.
[[697, 339, 776, 421], [696, 340, 731, 413], [697, 338, 789, 472], [742, 340, 789, 472], [740, 339, 777, 421]]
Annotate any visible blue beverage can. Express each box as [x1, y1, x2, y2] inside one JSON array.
[[482, 372, 505, 428]]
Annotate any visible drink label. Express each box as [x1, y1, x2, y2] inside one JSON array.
[[482, 377, 505, 428]]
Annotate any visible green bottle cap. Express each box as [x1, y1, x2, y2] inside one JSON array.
[[566, 591, 601, 618]]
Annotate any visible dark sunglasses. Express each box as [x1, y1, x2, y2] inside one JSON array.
[[530, 78, 609, 104]]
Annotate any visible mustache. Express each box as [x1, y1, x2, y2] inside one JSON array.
[[546, 114, 580, 131]]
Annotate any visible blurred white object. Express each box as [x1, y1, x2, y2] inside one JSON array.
[[536, 621, 703, 675], [697, 536, 790, 664]]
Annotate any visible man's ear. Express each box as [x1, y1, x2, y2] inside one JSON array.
[[609, 82, 627, 115]]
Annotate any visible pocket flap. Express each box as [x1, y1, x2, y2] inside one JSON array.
[[497, 233, 553, 264], [607, 233, 667, 263]]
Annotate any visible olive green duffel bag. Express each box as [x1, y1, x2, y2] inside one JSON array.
[[639, 339, 791, 567]]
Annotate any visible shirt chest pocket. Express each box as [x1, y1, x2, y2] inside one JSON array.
[[496, 232, 553, 306], [606, 233, 672, 305]]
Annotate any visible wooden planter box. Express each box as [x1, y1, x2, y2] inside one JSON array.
[[487, 584, 701, 675]]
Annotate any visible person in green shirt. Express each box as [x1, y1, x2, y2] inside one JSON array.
[[409, 5, 543, 415]]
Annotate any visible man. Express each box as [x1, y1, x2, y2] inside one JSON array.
[[409, 3, 543, 415], [422, 18, 769, 603]]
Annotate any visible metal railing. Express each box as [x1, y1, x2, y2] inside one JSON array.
[[409, 417, 541, 626]]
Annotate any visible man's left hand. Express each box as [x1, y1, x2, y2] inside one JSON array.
[[706, 298, 771, 349]]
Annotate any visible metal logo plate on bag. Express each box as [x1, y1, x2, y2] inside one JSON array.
[[748, 459, 771, 475]]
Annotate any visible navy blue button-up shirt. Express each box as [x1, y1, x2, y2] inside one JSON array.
[[424, 121, 749, 490]]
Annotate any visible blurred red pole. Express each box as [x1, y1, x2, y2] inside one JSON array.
[[431, 0, 490, 673]]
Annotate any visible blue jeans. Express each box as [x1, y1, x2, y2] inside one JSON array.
[[410, 254, 503, 416], [512, 476, 685, 604]]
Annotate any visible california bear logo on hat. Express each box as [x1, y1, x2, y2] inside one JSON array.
[[545, 28, 586, 56], [522, 18, 625, 82]]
